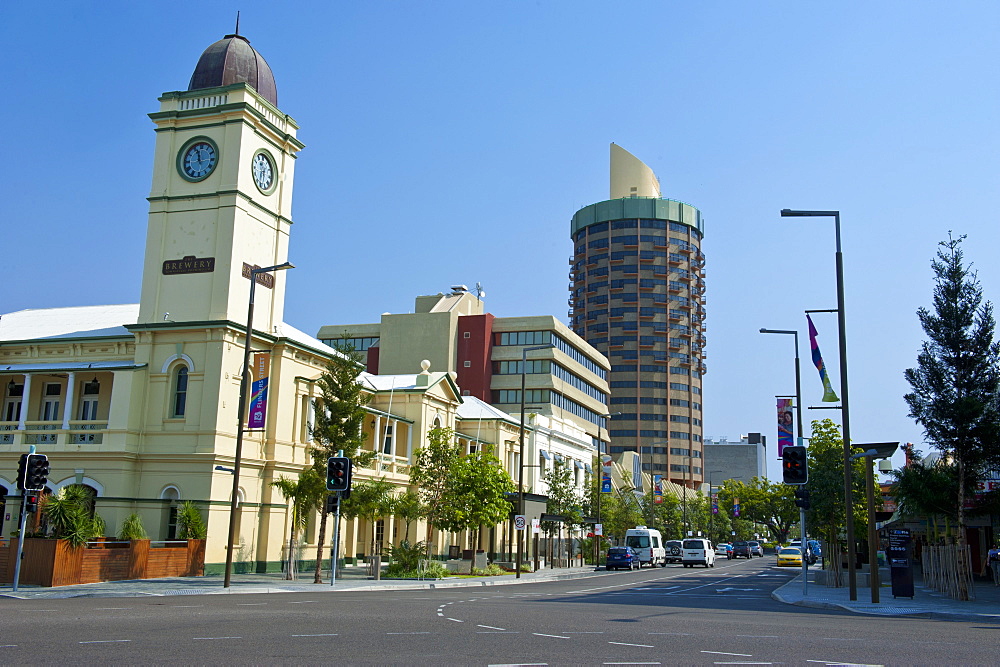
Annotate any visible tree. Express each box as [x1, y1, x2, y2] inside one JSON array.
[[340, 477, 395, 579], [600, 488, 643, 541], [410, 426, 463, 547], [639, 487, 682, 537], [720, 477, 797, 544], [392, 488, 426, 543], [270, 468, 326, 580], [803, 419, 867, 552], [887, 448, 959, 541], [309, 344, 376, 583], [453, 446, 516, 549], [904, 234, 1000, 546]]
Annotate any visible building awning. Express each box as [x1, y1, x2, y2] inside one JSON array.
[[574, 460, 584, 470], [554, 452, 564, 462], [584, 463, 593, 474], [540, 450, 552, 460], [2, 361, 146, 374]]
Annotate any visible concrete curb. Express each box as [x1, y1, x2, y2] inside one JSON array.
[[770, 574, 1000, 623], [0, 568, 607, 600]]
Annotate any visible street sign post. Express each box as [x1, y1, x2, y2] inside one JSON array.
[[514, 515, 526, 531]]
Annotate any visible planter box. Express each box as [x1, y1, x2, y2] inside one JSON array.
[[0, 539, 205, 587]]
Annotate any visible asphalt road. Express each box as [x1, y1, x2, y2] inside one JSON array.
[[1, 557, 996, 665]]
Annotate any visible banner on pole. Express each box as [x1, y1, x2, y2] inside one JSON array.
[[777, 397, 794, 457], [733, 497, 741, 518], [653, 475, 663, 504], [807, 314, 840, 402], [711, 493, 719, 515], [601, 454, 613, 493], [248, 352, 270, 429]]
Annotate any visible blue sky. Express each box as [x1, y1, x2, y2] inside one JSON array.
[[6, 1, 1000, 477]]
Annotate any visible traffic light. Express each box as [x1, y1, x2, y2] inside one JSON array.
[[782, 446, 808, 484], [24, 454, 50, 490], [794, 487, 811, 509], [16, 453, 28, 490], [325, 494, 339, 513], [23, 492, 40, 514], [326, 456, 352, 492]]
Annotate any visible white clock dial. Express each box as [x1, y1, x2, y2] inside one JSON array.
[[252, 153, 275, 192]]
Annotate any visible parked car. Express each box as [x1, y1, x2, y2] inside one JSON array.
[[665, 540, 684, 564], [731, 540, 752, 559], [776, 546, 803, 567], [715, 543, 733, 558], [606, 546, 639, 571], [747, 540, 764, 557], [681, 538, 715, 568], [806, 540, 822, 564]]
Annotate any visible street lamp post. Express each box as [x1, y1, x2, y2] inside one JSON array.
[[851, 442, 899, 604], [707, 470, 722, 539], [758, 329, 804, 444], [517, 344, 554, 579], [224, 261, 294, 588], [780, 208, 857, 600]]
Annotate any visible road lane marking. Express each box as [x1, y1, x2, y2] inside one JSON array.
[[94, 607, 131, 610], [79, 640, 131, 644], [387, 632, 431, 635], [608, 641, 654, 648], [564, 631, 604, 634], [702, 651, 753, 657], [287, 600, 316, 604], [806, 662, 883, 667], [737, 635, 778, 638], [447, 617, 463, 622], [236, 603, 267, 606], [478, 624, 506, 630], [172, 605, 203, 608], [292, 634, 338, 637], [649, 632, 690, 636], [534, 633, 571, 639], [603, 663, 660, 665], [193, 636, 242, 640], [713, 662, 773, 665], [478, 631, 520, 634]]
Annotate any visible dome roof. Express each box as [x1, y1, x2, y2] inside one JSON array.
[[188, 34, 277, 107]]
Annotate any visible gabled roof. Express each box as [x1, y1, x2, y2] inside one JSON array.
[[457, 396, 520, 425], [360, 370, 463, 402], [0, 304, 139, 342]]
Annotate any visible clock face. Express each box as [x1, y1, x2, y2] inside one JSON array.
[[252, 152, 275, 192], [181, 142, 217, 180]]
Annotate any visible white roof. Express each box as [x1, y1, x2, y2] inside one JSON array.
[[0, 304, 139, 341], [360, 373, 422, 392], [457, 396, 520, 424], [0, 304, 345, 361]]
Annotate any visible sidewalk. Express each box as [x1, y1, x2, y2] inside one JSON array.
[[772, 570, 1000, 622], [0, 565, 603, 600]]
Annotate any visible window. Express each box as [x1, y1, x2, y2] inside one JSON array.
[[4, 383, 23, 422], [173, 367, 189, 417], [463, 331, 471, 338], [383, 424, 393, 454], [41, 383, 61, 421], [80, 378, 100, 420], [463, 361, 471, 367]]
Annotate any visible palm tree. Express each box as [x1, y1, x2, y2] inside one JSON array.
[[270, 468, 326, 580]]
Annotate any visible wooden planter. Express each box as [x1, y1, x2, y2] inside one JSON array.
[[0, 538, 205, 587]]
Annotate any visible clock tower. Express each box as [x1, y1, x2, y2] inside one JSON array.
[[138, 32, 303, 332]]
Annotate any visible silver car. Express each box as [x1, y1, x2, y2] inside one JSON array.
[[747, 540, 764, 557]]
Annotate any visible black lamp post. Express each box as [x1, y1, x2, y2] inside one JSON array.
[[516, 344, 553, 579], [224, 261, 294, 588], [780, 208, 857, 600]]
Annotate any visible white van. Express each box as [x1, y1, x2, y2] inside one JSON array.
[[624, 526, 667, 568], [681, 538, 715, 568]]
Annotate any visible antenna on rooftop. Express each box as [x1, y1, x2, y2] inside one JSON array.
[[475, 282, 486, 299]]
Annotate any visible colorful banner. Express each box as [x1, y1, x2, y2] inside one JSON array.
[[601, 455, 613, 493], [711, 493, 719, 515], [248, 352, 270, 429], [807, 314, 840, 402], [653, 475, 663, 504], [777, 397, 794, 457], [733, 497, 740, 518]]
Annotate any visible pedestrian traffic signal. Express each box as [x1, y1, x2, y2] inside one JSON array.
[[24, 454, 50, 490], [325, 494, 339, 513], [794, 486, 811, 509], [23, 492, 40, 514], [782, 446, 808, 485], [326, 456, 352, 492]]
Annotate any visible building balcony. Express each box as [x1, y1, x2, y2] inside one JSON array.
[[1, 420, 110, 446]]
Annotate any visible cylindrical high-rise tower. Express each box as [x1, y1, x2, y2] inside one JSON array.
[[569, 144, 706, 492]]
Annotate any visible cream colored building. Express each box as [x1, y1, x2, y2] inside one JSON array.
[[0, 32, 535, 573]]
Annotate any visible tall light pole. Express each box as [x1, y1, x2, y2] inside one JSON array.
[[224, 261, 294, 588], [758, 329, 804, 444], [516, 344, 554, 579], [780, 208, 857, 600], [707, 469, 722, 539]]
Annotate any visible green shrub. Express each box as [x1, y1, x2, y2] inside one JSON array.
[[471, 563, 505, 576], [176, 501, 207, 539], [42, 485, 105, 548], [119, 513, 147, 540], [385, 539, 426, 572]]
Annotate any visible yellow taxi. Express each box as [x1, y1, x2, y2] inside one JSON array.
[[776, 546, 803, 567]]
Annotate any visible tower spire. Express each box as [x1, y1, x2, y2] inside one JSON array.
[[235, 11, 240, 36]]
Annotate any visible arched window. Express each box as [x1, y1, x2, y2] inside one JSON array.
[[173, 367, 188, 417]]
